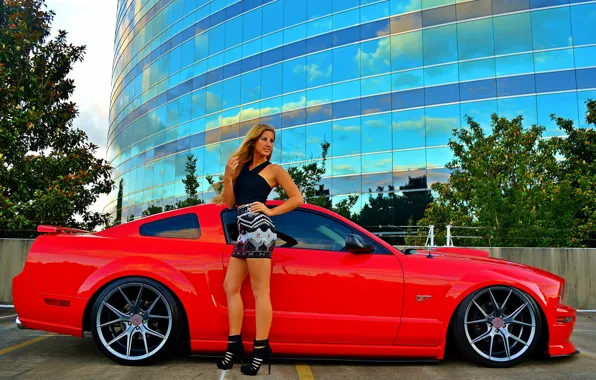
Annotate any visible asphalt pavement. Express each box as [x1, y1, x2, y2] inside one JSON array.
[[1, 307, 595, 379]]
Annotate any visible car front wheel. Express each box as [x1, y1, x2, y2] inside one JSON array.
[[90, 277, 182, 365], [453, 286, 542, 367]]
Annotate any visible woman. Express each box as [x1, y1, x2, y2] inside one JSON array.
[[214, 123, 303, 375]]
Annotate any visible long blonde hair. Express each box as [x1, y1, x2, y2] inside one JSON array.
[[209, 123, 276, 204]]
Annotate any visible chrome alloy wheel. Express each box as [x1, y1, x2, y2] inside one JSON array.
[[95, 283, 173, 361], [463, 286, 537, 363]]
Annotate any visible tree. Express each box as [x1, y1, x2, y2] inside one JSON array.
[[0, 0, 113, 237], [417, 113, 578, 247], [551, 99, 596, 247]]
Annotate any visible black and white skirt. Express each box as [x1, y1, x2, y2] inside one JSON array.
[[231, 204, 277, 259]]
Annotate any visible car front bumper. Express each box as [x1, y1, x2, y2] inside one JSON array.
[[547, 304, 578, 357]]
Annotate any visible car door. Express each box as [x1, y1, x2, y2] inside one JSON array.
[[222, 208, 404, 345]]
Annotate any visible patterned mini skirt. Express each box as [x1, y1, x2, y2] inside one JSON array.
[[231, 203, 277, 259]]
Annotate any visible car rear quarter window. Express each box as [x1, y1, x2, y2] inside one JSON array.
[[139, 213, 201, 239]]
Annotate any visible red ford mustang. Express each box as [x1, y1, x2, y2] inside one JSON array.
[[12, 201, 577, 367]]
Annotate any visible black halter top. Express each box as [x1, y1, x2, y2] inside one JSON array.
[[233, 160, 274, 206]]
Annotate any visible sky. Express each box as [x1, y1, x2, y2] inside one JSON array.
[[45, 0, 119, 215]]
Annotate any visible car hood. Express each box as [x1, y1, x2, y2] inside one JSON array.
[[405, 247, 564, 282]]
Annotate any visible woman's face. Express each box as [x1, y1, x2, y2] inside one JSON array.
[[254, 130, 275, 157]]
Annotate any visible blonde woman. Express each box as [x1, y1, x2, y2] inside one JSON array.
[[214, 123, 303, 375]]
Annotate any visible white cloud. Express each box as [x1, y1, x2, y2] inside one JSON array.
[[45, 0, 118, 214]]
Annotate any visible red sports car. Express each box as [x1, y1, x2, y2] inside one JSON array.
[[12, 201, 577, 367]]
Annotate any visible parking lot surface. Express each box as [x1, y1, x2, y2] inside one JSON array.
[[1, 307, 595, 379]]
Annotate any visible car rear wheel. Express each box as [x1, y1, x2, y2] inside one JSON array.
[[90, 277, 182, 365], [453, 286, 542, 368]]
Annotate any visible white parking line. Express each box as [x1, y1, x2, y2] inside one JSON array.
[[0, 314, 17, 320]]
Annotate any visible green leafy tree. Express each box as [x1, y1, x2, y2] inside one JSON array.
[[551, 99, 596, 247], [0, 0, 113, 237], [417, 114, 578, 247]]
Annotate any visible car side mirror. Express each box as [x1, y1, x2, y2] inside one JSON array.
[[345, 234, 374, 254]]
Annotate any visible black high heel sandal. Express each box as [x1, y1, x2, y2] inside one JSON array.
[[217, 334, 244, 370], [241, 339, 272, 376]]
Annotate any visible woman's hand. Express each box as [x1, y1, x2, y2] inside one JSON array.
[[225, 157, 239, 179], [250, 202, 272, 216]]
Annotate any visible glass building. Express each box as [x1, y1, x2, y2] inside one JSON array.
[[107, 0, 596, 229]]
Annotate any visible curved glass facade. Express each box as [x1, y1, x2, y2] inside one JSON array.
[[107, 0, 596, 226]]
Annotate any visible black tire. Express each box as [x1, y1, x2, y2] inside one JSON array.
[[452, 286, 542, 368], [90, 277, 182, 365]]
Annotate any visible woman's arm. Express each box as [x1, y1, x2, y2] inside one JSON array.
[[268, 165, 303, 216]]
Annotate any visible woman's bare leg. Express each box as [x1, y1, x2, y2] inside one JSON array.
[[224, 257, 249, 335], [246, 258, 272, 341]]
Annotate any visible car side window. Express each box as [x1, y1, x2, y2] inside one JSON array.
[[139, 213, 201, 239], [270, 210, 352, 251]]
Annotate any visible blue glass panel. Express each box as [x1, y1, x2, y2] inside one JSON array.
[[333, 5, 360, 26], [241, 71, 261, 104], [422, 3, 455, 27], [497, 95, 538, 127], [281, 127, 306, 163], [190, 132, 205, 148], [425, 104, 460, 147], [393, 149, 425, 171], [332, 156, 361, 176], [222, 76, 241, 109], [204, 143, 221, 175], [426, 147, 453, 169], [243, 8, 263, 41], [494, 13, 533, 55], [392, 88, 424, 110], [531, 0, 569, 7], [206, 83, 223, 114], [459, 58, 495, 82], [332, 175, 362, 195], [333, 98, 361, 119], [392, 69, 423, 91], [532, 7, 573, 50], [307, 103, 333, 124], [534, 49, 575, 73], [425, 83, 459, 106], [390, 0, 421, 14], [391, 31, 423, 71], [570, 3, 596, 45], [457, 18, 494, 60], [495, 53, 534, 77], [460, 100, 498, 132], [307, 85, 333, 105], [493, 0, 529, 13], [261, 46, 283, 66], [361, 19, 391, 40], [283, 57, 307, 93], [282, 108, 306, 128], [242, 53, 261, 72], [260, 64, 283, 98], [497, 74, 536, 97], [333, 44, 361, 82], [333, 117, 361, 156], [575, 46, 596, 69], [307, 33, 333, 54], [424, 63, 458, 87], [537, 92, 579, 137], [284, 0, 307, 27], [262, 0, 283, 34], [307, 50, 333, 88], [284, 24, 307, 45], [362, 74, 391, 97], [535, 70, 576, 93], [362, 113, 392, 153], [306, 121, 333, 159], [460, 79, 497, 102], [360, 38, 391, 77], [423, 24, 457, 66], [390, 12, 421, 34], [283, 40, 307, 60], [392, 108, 425, 150], [308, 0, 332, 20], [577, 68, 596, 90], [333, 25, 361, 46]]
